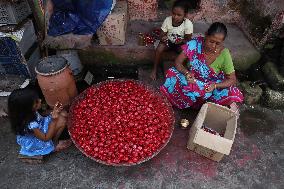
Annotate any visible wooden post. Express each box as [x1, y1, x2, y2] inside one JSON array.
[[27, 0, 50, 57]]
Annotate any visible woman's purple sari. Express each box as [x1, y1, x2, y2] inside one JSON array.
[[160, 37, 243, 109]]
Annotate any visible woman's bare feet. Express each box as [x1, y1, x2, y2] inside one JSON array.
[[55, 139, 72, 152]]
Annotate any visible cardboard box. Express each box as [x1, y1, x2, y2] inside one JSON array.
[[187, 102, 237, 162]]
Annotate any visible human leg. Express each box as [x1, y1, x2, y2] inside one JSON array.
[[151, 43, 168, 80], [54, 111, 72, 151], [53, 110, 67, 141]]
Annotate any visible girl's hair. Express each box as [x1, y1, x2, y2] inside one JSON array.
[[207, 22, 228, 39], [172, 0, 190, 13], [8, 88, 39, 135]]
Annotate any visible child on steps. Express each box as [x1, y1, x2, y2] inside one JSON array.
[[150, 0, 193, 80]]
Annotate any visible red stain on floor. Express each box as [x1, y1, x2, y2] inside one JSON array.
[[185, 152, 218, 178], [145, 128, 218, 179], [235, 144, 262, 167]]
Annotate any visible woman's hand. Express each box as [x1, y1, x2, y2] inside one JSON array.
[[51, 102, 63, 119], [213, 73, 237, 89], [205, 83, 216, 92], [185, 72, 196, 84]]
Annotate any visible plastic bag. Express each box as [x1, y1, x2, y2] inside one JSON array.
[[48, 0, 113, 36]]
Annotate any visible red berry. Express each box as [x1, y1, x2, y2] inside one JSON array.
[[69, 80, 174, 165]]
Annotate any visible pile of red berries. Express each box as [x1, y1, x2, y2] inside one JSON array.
[[69, 80, 175, 165]]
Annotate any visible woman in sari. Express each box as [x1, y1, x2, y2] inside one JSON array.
[[160, 22, 243, 111]]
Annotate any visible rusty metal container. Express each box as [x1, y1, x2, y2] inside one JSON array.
[[35, 56, 78, 107]]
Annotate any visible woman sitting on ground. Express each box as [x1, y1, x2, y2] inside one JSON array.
[[160, 22, 243, 112]]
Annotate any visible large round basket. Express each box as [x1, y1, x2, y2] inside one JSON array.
[[68, 79, 175, 166]]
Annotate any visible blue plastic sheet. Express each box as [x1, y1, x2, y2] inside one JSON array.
[[0, 37, 30, 77], [48, 0, 113, 36]]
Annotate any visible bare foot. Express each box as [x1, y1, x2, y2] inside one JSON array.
[[230, 102, 240, 118], [150, 70, 157, 80], [55, 139, 72, 152]]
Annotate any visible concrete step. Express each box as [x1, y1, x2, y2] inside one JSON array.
[[78, 20, 162, 66], [128, 0, 158, 21], [97, 1, 128, 46], [79, 21, 261, 72]]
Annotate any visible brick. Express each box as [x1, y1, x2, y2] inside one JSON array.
[[97, 1, 128, 46], [128, 0, 157, 21]]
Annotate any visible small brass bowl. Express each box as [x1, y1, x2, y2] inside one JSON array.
[[180, 119, 189, 129]]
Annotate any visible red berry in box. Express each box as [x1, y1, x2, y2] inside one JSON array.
[[68, 80, 174, 166]]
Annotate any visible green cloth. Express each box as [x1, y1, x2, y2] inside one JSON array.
[[209, 48, 235, 74]]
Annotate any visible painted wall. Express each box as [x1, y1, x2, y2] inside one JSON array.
[[169, 0, 284, 48], [226, 0, 283, 48]]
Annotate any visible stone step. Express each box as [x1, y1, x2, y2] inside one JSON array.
[[262, 61, 284, 91], [240, 81, 263, 105], [262, 88, 284, 109], [79, 21, 261, 72], [128, 0, 158, 21], [97, 1, 128, 46]]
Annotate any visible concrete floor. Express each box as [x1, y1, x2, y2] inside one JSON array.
[[0, 68, 283, 189]]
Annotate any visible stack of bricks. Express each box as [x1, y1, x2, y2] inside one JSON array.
[[128, 0, 158, 21], [97, 1, 128, 46]]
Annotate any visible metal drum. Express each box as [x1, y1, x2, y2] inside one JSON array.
[[35, 55, 78, 107]]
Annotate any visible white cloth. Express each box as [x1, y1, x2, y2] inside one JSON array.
[[161, 16, 193, 43]]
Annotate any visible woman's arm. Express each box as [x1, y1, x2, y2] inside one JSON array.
[[206, 49, 237, 92], [216, 72, 237, 88], [216, 49, 237, 88], [175, 52, 189, 75], [175, 52, 195, 83], [206, 72, 237, 92], [220, 49, 237, 88]]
